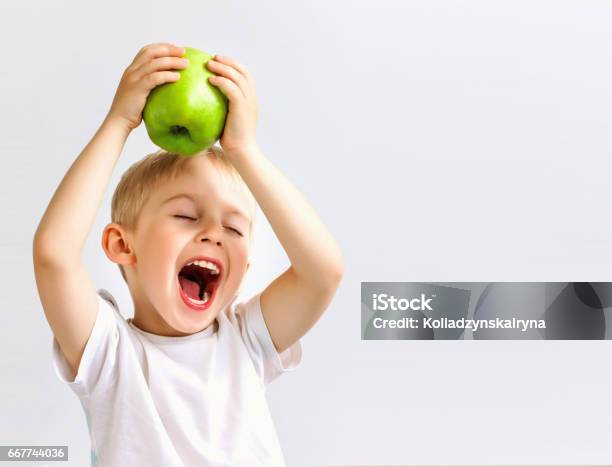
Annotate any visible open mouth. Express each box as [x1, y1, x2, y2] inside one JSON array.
[[178, 257, 222, 311]]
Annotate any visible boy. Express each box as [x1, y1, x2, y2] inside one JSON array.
[[33, 43, 344, 466]]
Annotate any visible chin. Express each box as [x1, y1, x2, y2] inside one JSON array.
[[173, 300, 219, 331]]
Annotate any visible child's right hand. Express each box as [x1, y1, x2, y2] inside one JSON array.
[[106, 43, 189, 131]]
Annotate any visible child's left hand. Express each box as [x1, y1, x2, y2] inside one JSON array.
[[206, 55, 259, 158]]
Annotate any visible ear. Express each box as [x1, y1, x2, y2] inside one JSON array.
[[101, 223, 136, 267]]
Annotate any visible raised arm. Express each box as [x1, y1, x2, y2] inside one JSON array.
[[206, 55, 344, 354], [33, 43, 188, 378]]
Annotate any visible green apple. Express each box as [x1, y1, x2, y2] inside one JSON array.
[[143, 47, 228, 156]]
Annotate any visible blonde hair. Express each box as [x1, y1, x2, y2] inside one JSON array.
[[110, 145, 256, 282]]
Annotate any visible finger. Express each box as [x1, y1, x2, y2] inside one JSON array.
[[132, 43, 185, 68], [206, 60, 248, 92], [141, 70, 181, 89], [133, 56, 189, 80], [211, 55, 251, 81], [132, 43, 173, 65], [208, 75, 243, 101]]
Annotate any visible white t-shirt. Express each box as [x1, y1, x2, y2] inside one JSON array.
[[51, 288, 302, 467]]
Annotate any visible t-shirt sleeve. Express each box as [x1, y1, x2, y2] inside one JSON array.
[[51, 290, 120, 398], [232, 292, 302, 385]]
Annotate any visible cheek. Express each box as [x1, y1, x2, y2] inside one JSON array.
[[230, 239, 250, 268], [137, 225, 183, 282]]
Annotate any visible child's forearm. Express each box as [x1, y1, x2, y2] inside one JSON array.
[[229, 145, 344, 287], [33, 115, 132, 263]]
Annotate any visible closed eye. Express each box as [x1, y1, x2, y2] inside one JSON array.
[[173, 215, 242, 236], [225, 226, 243, 237]]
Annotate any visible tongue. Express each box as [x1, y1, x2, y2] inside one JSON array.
[[179, 276, 201, 300]]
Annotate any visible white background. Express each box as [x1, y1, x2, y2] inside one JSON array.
[[1, 0, 612, 465]]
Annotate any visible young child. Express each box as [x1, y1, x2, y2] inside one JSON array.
[[33, 42, 344, 467]]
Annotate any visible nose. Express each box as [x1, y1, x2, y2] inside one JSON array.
[[199, 226, 223, 247]]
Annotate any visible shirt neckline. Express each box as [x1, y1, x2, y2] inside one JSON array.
[[127, 318, 218, 344]]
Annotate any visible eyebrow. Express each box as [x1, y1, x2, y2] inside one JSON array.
[[161, 193, 250, 222]]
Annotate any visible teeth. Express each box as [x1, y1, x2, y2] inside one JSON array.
[[186, 291, 211, 305], [186, 259, 219, 275]]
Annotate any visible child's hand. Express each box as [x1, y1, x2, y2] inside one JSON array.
[[107, 43, 189, 131], [206, 55, 259, 157]]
